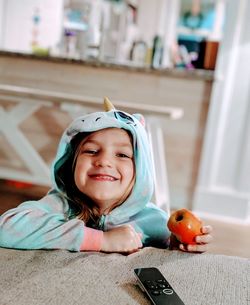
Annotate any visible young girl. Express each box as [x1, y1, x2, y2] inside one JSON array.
[[0, 98, 212, 253]]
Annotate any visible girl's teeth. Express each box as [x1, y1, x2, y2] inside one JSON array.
[[94, 175, 114, 181]]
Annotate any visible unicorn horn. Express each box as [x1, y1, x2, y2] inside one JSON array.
[[104, 97, 115, 111]]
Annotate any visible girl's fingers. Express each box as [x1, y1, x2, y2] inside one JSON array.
[[137, 232, 143, 239], [180, 243, 208, 253], [177, 224, 213, 253], [136, 232, 143, 248], [196, 234, 213, 244], [201, 225, 213, 234], [188, 243, 208, 253]]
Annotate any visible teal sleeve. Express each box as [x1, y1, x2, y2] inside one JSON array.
[[0, 194, 84, 251], [131, 203, 171, 248]]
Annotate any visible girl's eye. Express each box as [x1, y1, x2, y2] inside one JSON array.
[[117, 153, 131, 158], [83, 150, 97, 155]]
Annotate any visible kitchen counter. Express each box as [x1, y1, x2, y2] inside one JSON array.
[[0, 50, 214, 81]]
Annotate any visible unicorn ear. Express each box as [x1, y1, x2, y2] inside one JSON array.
[[133, 113, 146, 127], [104, 97, 115, 111]]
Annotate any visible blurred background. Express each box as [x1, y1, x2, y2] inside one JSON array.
[[0, 0, 249, 246], [0, 0, 223, 69]]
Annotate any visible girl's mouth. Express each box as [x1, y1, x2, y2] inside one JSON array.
[[89, 174, 118, 181]]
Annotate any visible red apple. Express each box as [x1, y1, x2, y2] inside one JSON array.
[[167, 209, 202, 244]]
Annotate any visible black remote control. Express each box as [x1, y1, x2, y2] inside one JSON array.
[[134, 267, 185, 305]]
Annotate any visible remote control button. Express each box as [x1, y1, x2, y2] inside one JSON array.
[[152, 290, 161, 295], [163, 288, 174, 295], [144, 281, 157, 289], [158, 283, 166, 288]]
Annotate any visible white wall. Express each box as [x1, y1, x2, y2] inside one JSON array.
[[2, 0, 63, 52], [0, 0, 5, 47], [193, 0, 250, 223]]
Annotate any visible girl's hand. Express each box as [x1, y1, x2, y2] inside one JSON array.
[[101, 225, 142, 254], [170, 225, 213, 253], [180, 225, 213, 252]]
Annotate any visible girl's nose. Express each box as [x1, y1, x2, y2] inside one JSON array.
[[94, 154, 112, 167]]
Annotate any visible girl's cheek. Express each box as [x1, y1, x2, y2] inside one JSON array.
[[125, 165, 135, 179]]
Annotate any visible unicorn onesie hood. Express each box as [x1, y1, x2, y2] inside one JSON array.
[[0, 99, 170, 252], [52, 98, 154, 224]]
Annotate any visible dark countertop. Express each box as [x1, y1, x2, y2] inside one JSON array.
[[0, 50, 214, 81]]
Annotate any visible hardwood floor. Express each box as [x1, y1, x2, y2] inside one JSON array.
[[202, 217, 250, 258], [0, 180, 249, 259]]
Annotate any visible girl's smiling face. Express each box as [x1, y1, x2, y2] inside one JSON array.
[[74, 128, 135, 214]]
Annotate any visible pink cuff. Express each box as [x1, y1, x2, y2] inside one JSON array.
[[80, 227, 104, 252]]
